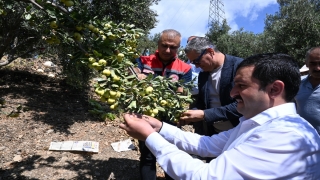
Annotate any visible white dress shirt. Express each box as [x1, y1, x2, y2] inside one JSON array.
[[146, 103, 320, 179]]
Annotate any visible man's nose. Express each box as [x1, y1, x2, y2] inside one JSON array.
[[165, 47, 171, 53], [230, 87, 237, 98]]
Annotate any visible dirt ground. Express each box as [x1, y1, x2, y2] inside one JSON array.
[[0, 66, 188, 180]]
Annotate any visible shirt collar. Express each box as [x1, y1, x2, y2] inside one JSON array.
[[239, 103, 297, 125]]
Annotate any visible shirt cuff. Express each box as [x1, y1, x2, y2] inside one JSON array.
[[145, 132, 171, 155], [159, 122, 180, 140]]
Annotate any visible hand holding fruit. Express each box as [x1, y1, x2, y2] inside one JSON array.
[[120, 113, 158, 141]]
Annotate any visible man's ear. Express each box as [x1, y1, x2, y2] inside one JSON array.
[[268, 80, 285, 99], [207, 48, 215, 55]]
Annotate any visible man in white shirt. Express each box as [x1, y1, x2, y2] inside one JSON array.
[[120, 53, 320, 179]]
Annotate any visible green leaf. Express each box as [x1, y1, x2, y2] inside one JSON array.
[[128, 100, 136, 108], [156, 107, 165, 112]]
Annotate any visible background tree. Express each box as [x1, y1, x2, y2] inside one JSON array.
[[206, 20, 272, 58], [206, 19, 230, 44], [91, 0, 159, 32], [0, 0, 160, 88], [136, 32, 159, 56], [265, 0, 320, 65]]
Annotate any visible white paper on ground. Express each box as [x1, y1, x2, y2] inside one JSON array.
[[49, 141, 99, 153], [111, 139, 135, 152]]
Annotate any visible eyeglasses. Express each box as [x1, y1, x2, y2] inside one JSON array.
[[192, 49, 206, 65]]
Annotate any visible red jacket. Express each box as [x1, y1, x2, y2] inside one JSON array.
[[136, 52, 192, 84]]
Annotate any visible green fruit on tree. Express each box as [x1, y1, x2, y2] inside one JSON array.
[[92, 62, 99, 67], [145, 86, 153, 94], [102, 69, 111, 76], [110, 104, 116, 110], [160, 100, 167, 106], [76, 26, 82, 31], [95, 87, 105, 96], [88, 24, 95, 31], [107, 98, 116, 105], [88, 57, 96, 63], [98, 59, 107, 66], [64, 0, 74, 7], [73, 32, 83, 42], [108, 34, 116, 40], [150, 113, 155, 117], [109, 90, 117, 98], [147, 109, 153, 115], [112, 76, 120, 82], [117, 53, 124, 62], [50, 21, 58, 29], [93, 28, 99, 33], [92, 62, 102, 70], [116, 91, 121, 98], [104, 23, 112, 28], [152, 109, 159, 115]]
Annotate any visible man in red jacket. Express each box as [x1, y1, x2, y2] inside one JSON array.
[[134, 29, 192, 180]]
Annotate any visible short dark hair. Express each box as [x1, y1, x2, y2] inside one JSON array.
[[237, 53, 300, 102], [305, 46, 320, 63]]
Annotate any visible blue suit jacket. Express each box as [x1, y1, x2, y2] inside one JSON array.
[[196, 54, 243, 127]]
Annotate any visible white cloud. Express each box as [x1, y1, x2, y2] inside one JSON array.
[[150, 0, 277, 45], [224, 0, 277, 31]]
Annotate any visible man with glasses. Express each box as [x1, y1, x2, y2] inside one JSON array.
[[181, 37, 242, 139], [134, 29, 192, 180]]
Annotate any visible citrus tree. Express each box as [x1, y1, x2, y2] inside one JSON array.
[[2, 0, 193, 121]]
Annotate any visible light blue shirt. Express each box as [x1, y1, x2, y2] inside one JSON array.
[[295, 75, 320, 133], [146, 103, 320, 179], [187, 60, 202, 95]]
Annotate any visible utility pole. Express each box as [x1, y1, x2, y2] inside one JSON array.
[[208, 0, 225, 26]]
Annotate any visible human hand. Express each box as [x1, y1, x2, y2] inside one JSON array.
[[137, 73, 147, 80], [139, 114, 163, 132], [180, 110, 205, 122], [119, 113, 156, 141]]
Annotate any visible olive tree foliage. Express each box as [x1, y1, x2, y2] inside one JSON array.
[[265, 0, 320, 65], [136, 32, 159, 57], [0, 0, 160, 88], [90, 0, 159, 32], [0, 0, 46, 66], [206, 19, 230, 44], [206, 19, 273, 59]]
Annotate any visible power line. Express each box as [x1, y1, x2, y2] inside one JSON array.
[[167, 0, 194, 28]]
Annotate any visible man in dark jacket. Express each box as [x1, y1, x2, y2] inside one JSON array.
[[181, 37, 242, 136]]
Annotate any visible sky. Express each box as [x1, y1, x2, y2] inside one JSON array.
[[150, 0, 279, 47]]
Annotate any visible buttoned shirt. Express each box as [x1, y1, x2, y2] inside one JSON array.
[[146, 103, 320, 179], [295, 75, 320, 134], [187, 60, 202, 95]]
